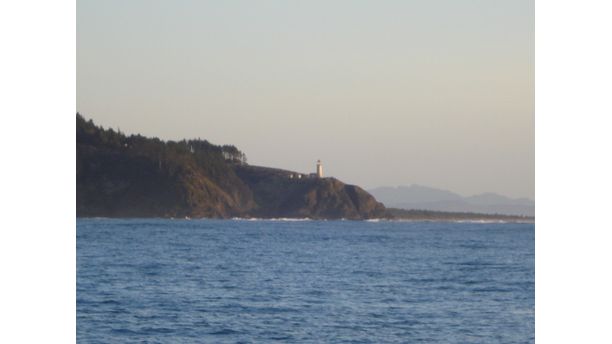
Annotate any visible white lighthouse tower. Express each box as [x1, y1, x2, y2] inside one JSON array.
[[316, 160, 323, 178]]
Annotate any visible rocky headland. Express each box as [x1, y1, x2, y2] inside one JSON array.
[[77, 114, 386, 220]]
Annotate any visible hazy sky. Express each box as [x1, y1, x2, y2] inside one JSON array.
[[77, 0, 534, 199]]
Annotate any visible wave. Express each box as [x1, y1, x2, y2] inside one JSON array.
[[365, 218, 386, 222], [388, 218, 533, 224], [230, 217, 313, 222]]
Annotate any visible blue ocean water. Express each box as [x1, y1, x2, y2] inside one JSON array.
[[77, 219, 534, 343]]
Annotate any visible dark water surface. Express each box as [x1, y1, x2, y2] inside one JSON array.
[[77, 219, 534, 343]]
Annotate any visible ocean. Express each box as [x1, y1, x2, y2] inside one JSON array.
[[77, 219, 534, 343]]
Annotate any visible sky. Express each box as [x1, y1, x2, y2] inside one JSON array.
[[77, 0, 534, 199]]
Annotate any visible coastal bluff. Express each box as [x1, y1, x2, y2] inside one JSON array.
[[234, 165, 386, 219], [76, 114, 386, 220]]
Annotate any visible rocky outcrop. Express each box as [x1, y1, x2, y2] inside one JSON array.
[[234, 165, 387, 219]]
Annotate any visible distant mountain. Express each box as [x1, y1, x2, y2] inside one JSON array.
[[368, 185, 462, 204], [369, 185, 534, 216]]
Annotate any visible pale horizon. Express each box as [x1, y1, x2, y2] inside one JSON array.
[[77, 0, 534, 199]]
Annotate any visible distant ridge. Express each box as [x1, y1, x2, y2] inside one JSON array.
[[369, 185, 534, 216]]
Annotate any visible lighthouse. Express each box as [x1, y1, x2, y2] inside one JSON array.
[[316, 160, 323, 178]]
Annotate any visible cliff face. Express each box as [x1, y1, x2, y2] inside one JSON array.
[[234, 166, 387, 219], [77, 115, 387, 219]]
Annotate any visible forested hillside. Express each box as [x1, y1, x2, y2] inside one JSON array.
[[77, 113, 254, 217]]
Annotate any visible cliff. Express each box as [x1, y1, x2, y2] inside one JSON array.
[[76, 114, 386, 220], [234, 165, 386, 219]]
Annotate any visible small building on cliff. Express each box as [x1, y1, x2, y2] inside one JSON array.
[[287, 160, 325, 179]]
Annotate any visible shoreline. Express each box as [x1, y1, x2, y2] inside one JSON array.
[[77, 216, 534, 224]]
